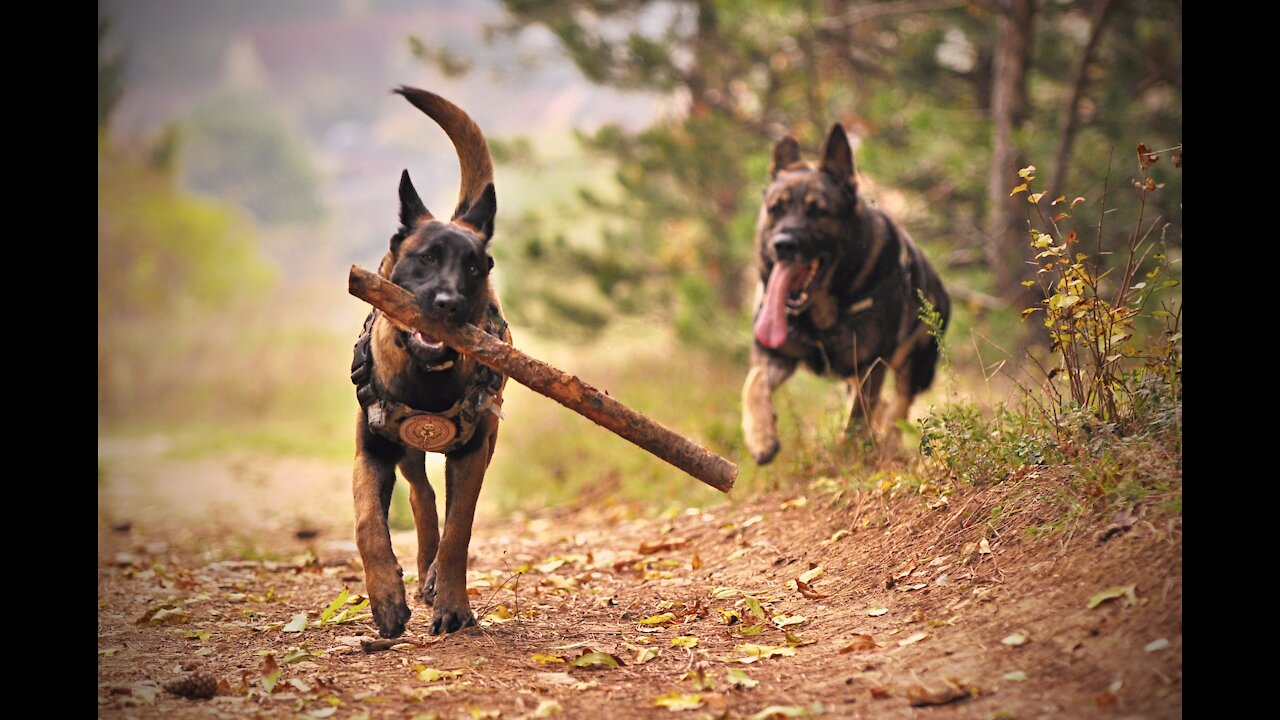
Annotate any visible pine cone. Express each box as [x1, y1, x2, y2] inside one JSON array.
[[163, 671, 218, 700]]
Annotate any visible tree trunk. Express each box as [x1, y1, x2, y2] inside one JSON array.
[[985, 0, 1035, 298], [1049, 0, 1116, 198]]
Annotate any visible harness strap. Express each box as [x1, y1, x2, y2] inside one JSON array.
[[351, 306, 507, 454]]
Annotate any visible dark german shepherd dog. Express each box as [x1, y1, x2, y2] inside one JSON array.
[[742, 124, 950, 465], [349, 88, 508, 637]]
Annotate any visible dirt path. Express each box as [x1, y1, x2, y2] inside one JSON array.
[[97, 462, 1182, 719]]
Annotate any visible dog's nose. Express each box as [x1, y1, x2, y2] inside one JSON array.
[[773, 235, 800, 261], [433, 292, 464, 318]]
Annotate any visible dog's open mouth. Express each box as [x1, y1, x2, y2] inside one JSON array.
[[754, 259, 821, 350], [405, 330, 456, 368]]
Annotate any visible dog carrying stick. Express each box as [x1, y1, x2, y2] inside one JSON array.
[[349, 265, 737, 493]]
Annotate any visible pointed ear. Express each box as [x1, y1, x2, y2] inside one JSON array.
[[398, 169, 431, 228], [456, 182, 497, 242], [770, 135, 801, 176], [819, 124, 855, 182]]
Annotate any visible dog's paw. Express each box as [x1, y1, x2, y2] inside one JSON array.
[[417, 563, 437, 605], [429, 603, 476, 635], [751, 440, 780, 466], [371, 590, 412, 638]]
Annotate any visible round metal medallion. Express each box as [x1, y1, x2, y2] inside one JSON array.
[[399, 414, 458, 452]]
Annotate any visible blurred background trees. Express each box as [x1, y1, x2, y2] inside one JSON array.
[[487, 0, 1181, 352]]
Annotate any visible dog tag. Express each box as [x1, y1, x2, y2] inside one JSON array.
[[399, 414, 458, 452]]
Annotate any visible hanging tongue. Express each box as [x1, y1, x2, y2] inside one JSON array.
[[753, 262, 807, 349]]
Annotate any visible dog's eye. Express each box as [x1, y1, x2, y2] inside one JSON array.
[[806, 201, 825, 217], [768, 202, 786, 218], [421, 251, 438, 264], [467, 264, 480, 277]]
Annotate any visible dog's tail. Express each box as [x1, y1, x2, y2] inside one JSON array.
[[394, 86, 494, 221]]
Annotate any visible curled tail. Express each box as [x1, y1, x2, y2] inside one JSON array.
[[394, 86, 494, 220]]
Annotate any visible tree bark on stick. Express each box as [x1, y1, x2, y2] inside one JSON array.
[[349, 265, 737, 493]]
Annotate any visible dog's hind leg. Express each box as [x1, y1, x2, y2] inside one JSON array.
[[398, 451, 440, 606], [841, 362, 886, 441], [353, 428, 412, 638], [742, 348, 797, 465]]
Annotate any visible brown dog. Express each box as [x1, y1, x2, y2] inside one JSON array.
[[349, 87, 508, 637], [742, 124, 949, 464]]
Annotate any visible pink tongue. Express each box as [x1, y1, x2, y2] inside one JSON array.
[[754, 263, 804, 349]]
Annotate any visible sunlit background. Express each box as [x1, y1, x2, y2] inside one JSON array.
[[98, 0, 1182, 542]]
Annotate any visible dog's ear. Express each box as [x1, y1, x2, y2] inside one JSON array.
[[819, 124, 856, 182], [771, 136, 802, 176], [456, 182, 497, 242], [398, 169, 431, 228]]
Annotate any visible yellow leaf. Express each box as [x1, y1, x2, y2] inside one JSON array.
[[1009, 183, 1028, 196], [733, 644, 796, 663], [1020, 280, 1036, 288], [1070, 196, 1087, 208], [1027, 192, 1045, 204], [798, 566, 825, 584], [651, 691, 703, 711], [635, 647, 661, 664], [638, 612, 678, 625], [671, 635, 698, 648], [1050, 194, 1067, 206], [771, 614, 807, 628], [531, 653, 565, 665], [1017, 165, 1036, 179], [418, 668, 464, 682]]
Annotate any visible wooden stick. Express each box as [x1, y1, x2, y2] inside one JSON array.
[[349, 265, 737, 493]]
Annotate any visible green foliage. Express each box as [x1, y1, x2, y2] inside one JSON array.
[[182, 93, 326, 225], [1016, 152, 1182, 430]]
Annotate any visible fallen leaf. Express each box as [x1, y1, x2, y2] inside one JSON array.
[[640, 538, 690, 555], [711, 587, 738, 600], [531, 653, 565, 665], [635, 647, 661, 664], [868, 686, 892, 700], [194, 647, 213, 656], [186, 629, 211, 642], [718, 609, 742, 625], [261, 655, 281, 694], [319, 588, 349, 624], [795, 579, 828, 599], [725, 668, 759, 689], [1001, 632, 1028, 647], [310, 708, 337, 719], [283, 612, 308, 633], [1087, 585, 1137, 609], [898, 583, 928, 592], [734, 644, 796, 663], [468, 709, 500, 719], [1003, 671, 1027, 682], [737, 624, 764, 637], [288, 677, 312, 693], [1145, 638, 1170, 653], [780, 497, 809, 510], [978, 539, 992, 555], [771, 614, 807, 628], [742, 515, 764, 528], [784, 631, 815, 647], [798, 566, 825, 584], [638, 612, 678, 625], [671, 636, 698, 648], [652, 691, 703, 711], [906, 682, 970, 707], [897, 632, 928, 647], [281, 647, 311, 664], [747, 704, 818, 719], [570, 652, 623, 669], [828, 530, 849, 543], [532, 700, 563, 717], [839, 634, 877, 653], [484, 605, 516, 623], [418, 668, 464, 682], [867, 607, 889, 617], [742, 596, 766, 622], [532, 672, 577, 688]]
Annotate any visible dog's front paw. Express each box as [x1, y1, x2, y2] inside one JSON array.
[[370, 585, 411, 638], [429, 602, 476, 635], [751, 439, 780, 466], [417, 563, 437, 605]]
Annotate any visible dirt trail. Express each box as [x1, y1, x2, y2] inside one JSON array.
[[98, 461, 1182, 719]]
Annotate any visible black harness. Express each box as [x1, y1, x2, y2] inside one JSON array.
[[350, 306, 508, 454]]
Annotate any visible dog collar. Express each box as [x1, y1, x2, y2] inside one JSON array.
[[350, 306, 508, 454]]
